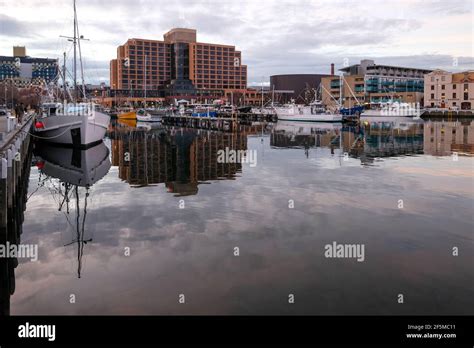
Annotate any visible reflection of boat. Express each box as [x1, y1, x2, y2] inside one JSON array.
[[275, 120, 341, 134], [272, 120, 342, 154], [274, 101, 342, 122], [136, 122, 162, 131], [33, 141, 111, 278], [34, 141, 111, 187]]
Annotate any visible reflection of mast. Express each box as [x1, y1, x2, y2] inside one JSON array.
[[63, 186, 91, 279], [33, 141, 110, 279]]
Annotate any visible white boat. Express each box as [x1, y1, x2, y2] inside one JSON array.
[[274, 101, 342, 122], [251, 107, 275, 115], [35, 103, 110, 148], [361, 102, 421, 118], [137, 109, 161, 122], [33, 1, 110, 147]]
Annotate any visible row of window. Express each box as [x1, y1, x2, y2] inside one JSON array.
[[196, 45, 234, 51], [430, 92, 470, 100], [429, 83, 469, 90]]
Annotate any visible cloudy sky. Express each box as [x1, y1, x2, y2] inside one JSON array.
[[0, 0, 473, 85]]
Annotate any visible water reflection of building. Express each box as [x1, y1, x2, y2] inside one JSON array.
[[355, 120, 425, 163], [270, 120, 425, 164], [111, 125, 247, 195], [423, 120, 474, 156], [271, 122, 340, 150]]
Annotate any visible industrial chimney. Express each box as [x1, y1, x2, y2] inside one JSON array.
[[330, 63, 335, 75]]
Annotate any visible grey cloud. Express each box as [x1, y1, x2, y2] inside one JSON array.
[[0, 14, 35, 38]]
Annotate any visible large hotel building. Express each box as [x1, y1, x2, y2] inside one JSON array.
[[321, 59, 432, 108], [109, 28, 248, 103]]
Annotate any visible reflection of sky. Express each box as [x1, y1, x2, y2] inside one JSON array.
[[12, 134, 474, 315]]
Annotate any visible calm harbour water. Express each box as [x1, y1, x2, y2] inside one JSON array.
[[7, 118, 474, 315]]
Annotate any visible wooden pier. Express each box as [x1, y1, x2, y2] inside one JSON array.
[[0, 114, 34, 315]]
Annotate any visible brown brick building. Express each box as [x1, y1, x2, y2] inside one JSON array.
[[110, 28, 247, 100]]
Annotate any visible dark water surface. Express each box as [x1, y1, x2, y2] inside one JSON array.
[[9, 119, 474, 315]]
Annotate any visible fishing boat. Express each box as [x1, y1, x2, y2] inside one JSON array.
[[33, 0, 110, 148], [192, 105, 217, 117], [274, 101, 342, 122], [35, 102, 110, 148]]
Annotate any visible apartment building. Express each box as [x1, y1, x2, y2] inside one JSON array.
[[321, 59, 431, 108]]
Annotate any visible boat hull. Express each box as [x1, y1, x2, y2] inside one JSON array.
[[277, 114, 342, 122], [275, 105, 342, 122], [35, 111, 110, 148]]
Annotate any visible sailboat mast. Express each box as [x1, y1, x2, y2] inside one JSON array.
[[73, 0, 77, 101], [63, 52, 67, 98]]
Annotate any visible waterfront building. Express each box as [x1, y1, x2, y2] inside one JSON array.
[[321, 59, 432, 108], [0, 46, 58, 87], [424, 70, 474, 110], [109, 28, 247, 104]]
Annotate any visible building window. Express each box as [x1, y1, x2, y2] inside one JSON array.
[[441, 85, 445, 90], [431, 93, 434, 99], [464, 84, 469, 91], [441, 76, 445, 81], [453, 93, 456, 98], [453, 84, 456, 89], [431, 85, 434, 90], [464, 92, 468, 100]]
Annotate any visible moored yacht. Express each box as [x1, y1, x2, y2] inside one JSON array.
[[274, 100, 342, 122], [35, 102, 110, 148], [137, 109, 162, 122], [33, 1, 110, 147]]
